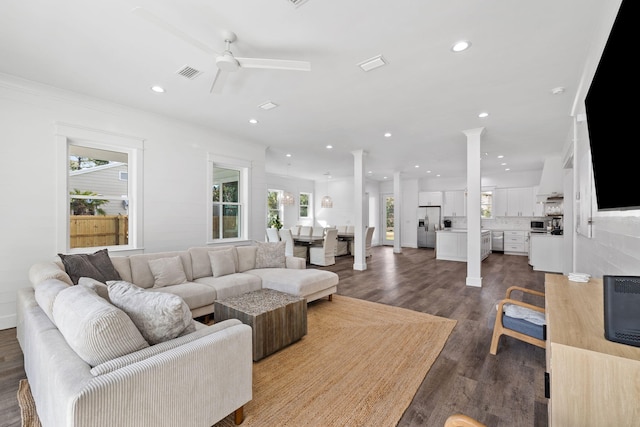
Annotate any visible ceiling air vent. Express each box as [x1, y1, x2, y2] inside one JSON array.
[[176, 65, 202, 80], [287, 0, 310, 7]]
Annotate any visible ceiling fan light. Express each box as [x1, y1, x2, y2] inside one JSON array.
[[321, 195, 333, 208]]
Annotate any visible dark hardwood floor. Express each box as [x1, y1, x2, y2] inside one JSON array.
[[0, 246, 548, 427]]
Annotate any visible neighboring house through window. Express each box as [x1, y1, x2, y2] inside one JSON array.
[[56, 123, 143, 253], [209, 154, 249, 242]]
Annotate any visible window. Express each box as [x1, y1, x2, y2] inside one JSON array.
[[299, 192, 311, 218], [481, 191, 493, 219], [56, 123, 143, 253], [212, 168, 241, 240], [267, 189, 283, 228]]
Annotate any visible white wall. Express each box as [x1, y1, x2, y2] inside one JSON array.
[[0, 75, 268, 329]]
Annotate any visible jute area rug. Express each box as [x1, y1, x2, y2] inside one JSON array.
[[17, 295, 456, 427]]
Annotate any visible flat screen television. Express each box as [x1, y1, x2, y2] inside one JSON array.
[[585, 0, 640, 211]]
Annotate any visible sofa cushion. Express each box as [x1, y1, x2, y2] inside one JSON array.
[[194, 273, 262, 301], [148, 281, 217, 310], [29, 261, 74, 287], [108, 280, 195, 345], [57, 248, 122, 285], [128, 251, 194, 289], [188, 246, 239, 279], [248, 268, 339, 299], [255, 241, 286, 268], [78, 277, 110, 301], [148, 256, 188, 288], [236, 246, 257, 272], [34, 279, 70, 324], [52, 284, 149, 366], [209, 249, 237, 277]]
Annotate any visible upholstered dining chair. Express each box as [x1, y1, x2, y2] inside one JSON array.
[[299, 226, 312, 237], [311, 226, 325, 238], [290, 225, 300, 237], [490, 286, 546, 355], [346, 225, 355, 234], [309, 228, 338, 266], [444, 414, 487, 427], [279, 228, 307, 259], [266, 228, 280, 242], [364, 226, 375, 257], [336, 225, 348, 234]]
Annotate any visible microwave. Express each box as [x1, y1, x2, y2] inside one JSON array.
[[531, 220, 548, 231]]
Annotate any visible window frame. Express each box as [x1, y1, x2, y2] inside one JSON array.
[[56, 123, 143, 254], [299, 192, 311, 219], [267, 188, 283, 226], [208, 154, 250, 243]]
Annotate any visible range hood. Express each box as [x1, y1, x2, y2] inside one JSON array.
[[536, 155, 563, 203]]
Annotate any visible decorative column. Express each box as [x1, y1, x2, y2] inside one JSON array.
[[393, 171, 402, 254], [352, 149, 367, 271], [463, 127, 485, 287]]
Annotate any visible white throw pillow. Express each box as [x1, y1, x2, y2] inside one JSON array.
[[107, 280, 194, 345], [52, 285, 149, 366], [236, 246, 257, 272], [78, 276, 110, 302], [255, 241, 286, 268], [147, 256, 187, 288], [208, 249, 237, 277]]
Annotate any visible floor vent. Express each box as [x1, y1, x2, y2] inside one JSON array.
[[176, 65, 202, 80]]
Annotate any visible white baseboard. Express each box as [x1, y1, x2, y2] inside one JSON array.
[[0, 314, 17, 330]]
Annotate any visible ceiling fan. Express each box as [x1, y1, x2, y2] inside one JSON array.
[[131, 7, 311, 93]]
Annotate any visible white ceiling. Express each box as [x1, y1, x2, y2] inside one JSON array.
[[0, 0, 620, 182]]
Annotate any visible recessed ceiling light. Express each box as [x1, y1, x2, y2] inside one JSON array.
[[358, 55, 387, 72], [501, 162, 507, 166], [326, 145, 333, 149], [249, 119, 258, 124], [505, 168, 511, 171], [415, 165, 420, 168], [368, 171, 372, 174], [151, 86, 165, 93], [497, 155, 504, 159], [436, 174, 441, 177], [551, 87, 565, 95], [426, 170, 432, 174], [384, 132, 392, 138], [451, 40, 471, 52], [478, 112, 489, 118], [286, 153, 292, 157], [258, 101, 279, 110], [383, 176, 388, 180]]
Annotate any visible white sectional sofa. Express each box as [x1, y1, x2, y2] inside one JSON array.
[[17, 242, 339, 427]]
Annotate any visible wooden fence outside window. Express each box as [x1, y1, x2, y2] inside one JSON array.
[[70, 215, 128, 248]]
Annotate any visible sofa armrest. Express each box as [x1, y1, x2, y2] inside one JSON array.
[[286, 256, 306, 269], [75, 322, 253, 427], [29, 261, 73, 286]]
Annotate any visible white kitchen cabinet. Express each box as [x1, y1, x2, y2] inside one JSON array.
[[418, 191, 443, 206], [530, 234, 563, 273], [494, 187, 536, 217], [504, 230, 527, 255], [443, 191, 466, 217], [493, 189, 508, 217], [532, 186, 545, 216], [436, 230, 490, 262]]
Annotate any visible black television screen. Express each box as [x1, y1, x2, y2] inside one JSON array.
[[585, 0, 640, 211]]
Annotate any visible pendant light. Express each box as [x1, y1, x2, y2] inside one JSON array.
[[279, 163, 295, 206], [321, 172, 333, 208]]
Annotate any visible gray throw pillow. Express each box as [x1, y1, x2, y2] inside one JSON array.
[[255, 241, 286, 268], [58, 248, 121, 285], [107, 280, 194, 345], [147, 256, 188, 288]]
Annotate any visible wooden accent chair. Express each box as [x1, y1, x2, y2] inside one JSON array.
[[490, 286, 546, 355], [444, 414, 487, 427]]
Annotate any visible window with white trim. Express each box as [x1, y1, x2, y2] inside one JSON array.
[[299, 192, 311, 218], [56, 123, 143, 253], [481, 191, 493, 219], [267, 189, 283, 228], [209, 155, 249, 242]]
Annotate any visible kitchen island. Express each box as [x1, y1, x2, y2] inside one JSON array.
[[529, 233, 563, 273], [436, 229, 491, 262]]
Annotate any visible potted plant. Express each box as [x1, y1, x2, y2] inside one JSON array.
[[268, 213, 283, 230]]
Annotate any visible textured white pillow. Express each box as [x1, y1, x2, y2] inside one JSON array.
[[208, 249, 237, 277], [78, 276, 110, 302], [255, 241, 286, 268], [147, 256, 187, 288], [52, 285, 149, 366], [236, 246, 257, 272], [107, 280, 194, 345]]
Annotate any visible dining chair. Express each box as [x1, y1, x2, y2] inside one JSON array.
[[346, 225, 355, 234], [309, 228, 338, 266], [290, 225, 300, 237], [266, 228, 280, 242], [364, 226, 375, 257], [444, 414, 486, 427], [299, 226, 312, 237], [312, 226, 325, 238], [490, 286, 546, 355], [336, 225, 348, 234], [279, 228, 307, 259]]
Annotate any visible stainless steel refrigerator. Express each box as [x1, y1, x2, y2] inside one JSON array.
[[417, 206, 441, 248]]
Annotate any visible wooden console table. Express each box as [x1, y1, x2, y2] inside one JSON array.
[[545, 274, 640, 426]]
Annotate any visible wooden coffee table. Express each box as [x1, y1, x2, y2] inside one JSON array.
[[214, 288, 307, 361]]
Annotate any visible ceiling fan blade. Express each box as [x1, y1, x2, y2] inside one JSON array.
[[235, 57, 311, 71], [131, 7, 218, 55], [210, 68, 229, 94]]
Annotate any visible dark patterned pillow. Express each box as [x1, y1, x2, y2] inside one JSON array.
[[58, 248, 121, 285], [255, 241, 286, 268]]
